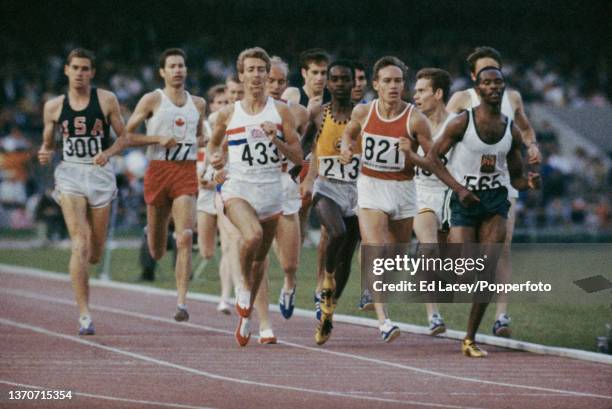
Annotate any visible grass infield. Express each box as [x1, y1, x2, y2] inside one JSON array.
[[1, 245, 609, 352]]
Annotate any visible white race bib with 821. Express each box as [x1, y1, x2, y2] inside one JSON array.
[[318, 155, 360, 181], [362, 133, 404, 172]]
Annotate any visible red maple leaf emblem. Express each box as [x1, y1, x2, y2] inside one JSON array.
[[175, 118, 185, 126]]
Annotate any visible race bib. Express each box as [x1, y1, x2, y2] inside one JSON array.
[[362, 133, 404, 172], [318, 155, 360, 181], [63, 136, 102, 163], [229, 125, 281, 171]]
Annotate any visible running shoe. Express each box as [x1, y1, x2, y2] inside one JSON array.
[[258, 328, 277, 345], [492, 314, 512, 338], [315, 312, 333, 345], [235, 289, 252, 318], [320, 276, 336, 316], [235, 316, 251, 347], [379, 320, 400, 343], [279, 287, 296, 319], [217, 300, 231, 315], [358, 289, 374, 311], [461, 339, 488, 357], [174, 306, 189, 322], [429, 313, 446, 336], [314, 292, 322, 321], [78, 319, 95, 336]]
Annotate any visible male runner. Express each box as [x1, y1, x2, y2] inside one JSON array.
[[38, 48, 126, 335], [208, 47, 302, 346], [226, 75, 244, 104], [283, 49, 332, 317], [446, 46, 541, 337], [409, 67, 539, 356], [340, 56, 433, 342], [302, 60, 361, 345], [194, 84, 228, 312], [351, 61, 369, 105], [412, 68, 455, 335], [266, 56, 309, 319], [124, 48, 206, 321]]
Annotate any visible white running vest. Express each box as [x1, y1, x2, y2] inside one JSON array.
[[146, 89, 199, 161], [226, 97, 283, 183], [415, 113, 457, 189], [467, 88, 517, 197], [449, 109, 512, 191]]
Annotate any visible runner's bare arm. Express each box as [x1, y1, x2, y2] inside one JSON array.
[[508, 90, 541, 164], [193, 97, 208, 148], [445, 90, 470, 114], [266, 102, 303, 165], [281, 87, 300, 105], [339, 103, 368, 164], [409, 108, 433, 154], [508, 124, 540, 191], [38, 97, 62, 165], [207, 105, 232, 169], [93, 91, 127, 165], [125, 92, 176, 148]]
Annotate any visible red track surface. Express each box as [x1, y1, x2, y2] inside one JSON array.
[[1, 269, 611, 409]]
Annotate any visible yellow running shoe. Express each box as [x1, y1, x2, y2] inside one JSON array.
[[315, 312, 334, 345], [320, 275, 336, 316], [461, 339, 488, 357]]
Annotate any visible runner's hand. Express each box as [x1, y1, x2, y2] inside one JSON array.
[[37, 146, 53, 165], [93, 151, 109, 166], [210, 152, 224, 170], [160, 136, 177, 148], [213, 169, 227, 184], [261, 121, 277, 141], [457, 187, 480, 207], [339, 146, 352, 165], [527, 143, 542, 165], [528, 172, 541, 189], [300, 176, 314, 201], [306, 95, 323, 113]]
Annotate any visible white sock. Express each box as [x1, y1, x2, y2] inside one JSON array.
[[79, 315, 92, 327], [178, 304, 187, 310]]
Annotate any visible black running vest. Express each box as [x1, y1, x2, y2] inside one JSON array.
[[58, 88, 111, 163]]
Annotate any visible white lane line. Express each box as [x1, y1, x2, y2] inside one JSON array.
[[0, 318, 483, 409], [3, 287, 611, 401], [0, 380, 215, 409], [2, 264, 611, 366]]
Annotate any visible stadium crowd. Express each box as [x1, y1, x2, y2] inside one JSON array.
[[0, 43, 610, 240]]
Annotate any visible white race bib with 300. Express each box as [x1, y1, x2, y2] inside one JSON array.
[[63, 136, 102, 163], [318, 155, 360, 181], [362, 133, 404, 172]]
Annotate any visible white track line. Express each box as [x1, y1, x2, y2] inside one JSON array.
[[2, 263, 611, 366], [0, 380, 215, 409], [2, 287, 611, 401], [0, 318, 483, 409]]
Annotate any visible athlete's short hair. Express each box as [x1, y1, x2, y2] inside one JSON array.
[[270, 56, 289, 77], [206, 84, 227, 103], [353, 61, 367, 76], [372, 56, 407, 81], [327, 60, 355, 81], [416, 68, 452, 103], [66, 48, 96, 69], [467, 46, 502, 73], [236, 47, 271, 73], [299, 48, 330, 71], [159, 48, 187, 69], [225, 74, 241, 85]]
